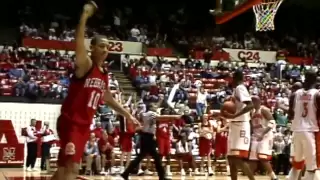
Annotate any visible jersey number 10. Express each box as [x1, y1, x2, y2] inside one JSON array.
[[88, 90, 101, 110]]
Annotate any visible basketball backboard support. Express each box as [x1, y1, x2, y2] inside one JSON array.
[[215, 0, 261, 24]]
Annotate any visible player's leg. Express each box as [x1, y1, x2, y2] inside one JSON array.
[[227, 126, 238, 180], [161, 138, 172, 176], [257, 136, 278, 180], [119, 134, 133, 173], [302, 132, 319, 180], [248, 139, 259, 174], [232, 123, 255, 180], [287, 132, 304, 180]]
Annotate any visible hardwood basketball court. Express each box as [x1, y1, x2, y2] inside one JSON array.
[[0, 168, 286, 180]]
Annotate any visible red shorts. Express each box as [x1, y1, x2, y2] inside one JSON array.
[[199, 137, 212, 156], [176, 153, 193, 162], [157, 136, 170, 156], [120, 133, 133, 152], [215, 138, 228, 157], [57, 116, 91, 166]]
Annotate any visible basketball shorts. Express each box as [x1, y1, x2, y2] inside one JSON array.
[[119, 133, 133, 152], [199, 137, 212, 156], [249, 132, 273, 161], [292, 131, 320, 171], [56, 116, 91, 166], [157, 136, 171, 156], [227, 121, 251, 158]]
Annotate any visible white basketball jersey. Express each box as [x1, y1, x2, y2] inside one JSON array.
[[292, 88, 319, 132], [232, 84, 252, 122], [251, 108, 269, 138]]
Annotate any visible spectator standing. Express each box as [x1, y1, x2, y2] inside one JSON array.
[[25, 119, 38, 172], [203, 49, 212, 69], [40, 121, 55, 171], [129, 25, 140, 42], [196, 87, 208, 120]]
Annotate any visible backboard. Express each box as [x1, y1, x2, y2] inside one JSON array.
[[215, 0, 261, 24]]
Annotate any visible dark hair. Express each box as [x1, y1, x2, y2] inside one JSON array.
[[233, 69, 244, 82], [90, 35, 108, 45], [304, 69, 317, 89]]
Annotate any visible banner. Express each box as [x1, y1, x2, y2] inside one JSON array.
[[286, 56, 313, 65], [222, 48, 277, 63], [23, 38, 143, 54], [0, 103, 61, 166], [147, 48, 173, 57]]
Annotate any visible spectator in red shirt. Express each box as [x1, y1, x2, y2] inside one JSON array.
[[98, 130, 116, 175]]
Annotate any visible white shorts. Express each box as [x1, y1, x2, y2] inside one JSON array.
[[292, 131, 320, 171], [227, 121, 251, 158], [249, 132, 273, 161]]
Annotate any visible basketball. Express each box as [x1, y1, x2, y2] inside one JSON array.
[[221, 101, 236, 115]]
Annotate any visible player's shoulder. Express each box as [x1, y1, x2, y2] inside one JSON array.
[[235, 84, 249, 93]]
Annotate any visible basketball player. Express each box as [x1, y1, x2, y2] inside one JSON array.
[[249, 96, 278, 180], [215, 117, 230, 175], [198, 114, 214, 175], [157, 108, 173, 176], [121, 103, 180, 180], [222, 70, 255, 180], [287, 70, 320, 180], [51, 2, 139, 180], [119, 106, 134, 173]]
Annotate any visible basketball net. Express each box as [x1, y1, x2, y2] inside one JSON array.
[[253, 0, 283, 31]]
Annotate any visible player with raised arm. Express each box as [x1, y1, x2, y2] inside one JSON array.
[[249, 96, 278, 180], [287, 70, 320, 180], [51, 2, 139, 180], [222, 70, 255, 180]]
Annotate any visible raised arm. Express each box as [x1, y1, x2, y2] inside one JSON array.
[[74, 1, 97, 78]]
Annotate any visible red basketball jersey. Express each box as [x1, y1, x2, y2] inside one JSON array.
[[156, 121, 170, 139], [60, 65, 108, 125]]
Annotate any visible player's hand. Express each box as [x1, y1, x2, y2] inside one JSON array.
[[256, 135, 263, 141], [221, 110, 236, 119], [82, 1, 98, 18], [127, 115, 141, 127]]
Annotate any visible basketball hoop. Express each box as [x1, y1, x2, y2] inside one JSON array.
[[253, 0, 283, 31]]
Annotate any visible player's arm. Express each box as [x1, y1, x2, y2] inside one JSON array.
[[104, 89, 138, 124], [287, 92, 296, 121], [260, 106, 276, 136], [74, 2, 96, 78], [233, 86, 254, 118]]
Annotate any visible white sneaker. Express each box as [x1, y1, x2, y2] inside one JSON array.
[[181, 169, 186, 176], [100, 168, 107, 175], [144, 169, 153, 175], [194, 168, 200, 175], [119, 166, 125, 174], [26, 167, 32, 172], [166, 170, 172, 176], [165, 165, 172, 176], [110, 167, 116, 175], [208, 168, 214, 176], [137, 169, 144, 175]]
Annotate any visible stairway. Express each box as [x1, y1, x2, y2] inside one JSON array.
[[111, 71, 138, 101]]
